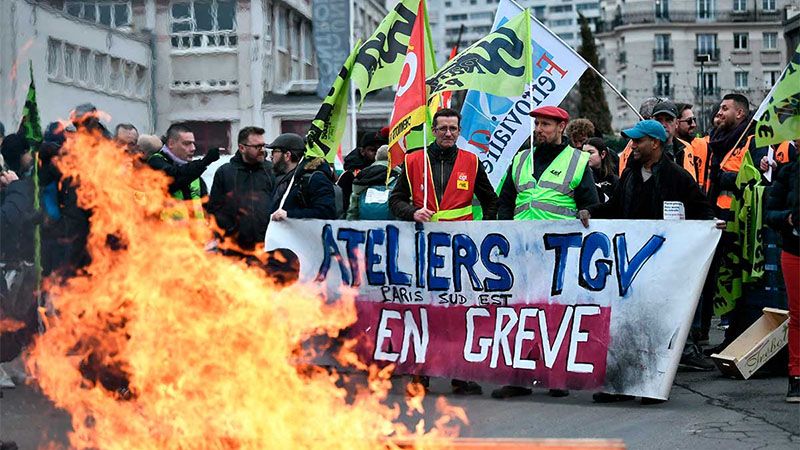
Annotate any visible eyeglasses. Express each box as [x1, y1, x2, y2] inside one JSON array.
[[241, 143, 267, 150], [435, 126, 460, 134], [270, 148, 285, 155], [678, 117, 697, 124]]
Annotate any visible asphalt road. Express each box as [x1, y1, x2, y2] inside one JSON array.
[[2, 334, 799, 449]]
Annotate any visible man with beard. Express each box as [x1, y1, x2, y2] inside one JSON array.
[[338, 129, 389, 215], [494, 106, 599, 399], [269, 133, 336, 220], [675, 103, 712, 193], [208, 126, 275, 251]]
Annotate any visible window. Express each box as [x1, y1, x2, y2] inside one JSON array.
[[551, 19, 573, 27], [697, 0, 715, 20], [733, 0, 747, 11], [93, 54, 107, 89], [696, 33, 718, 58], [47, 39, 61, 77], [697, 72, 718, 96], [763, 32, 777, 50], [170, 0, 237, 49], [549, 5, 573, 13], [108, 57, 122, 91], [656, 73, 671, 96], [444, 1, 451, 5], [655, 0, 669, 19], [762, 0, 776, 11], [64, 45, 76, 80], [764, 70, 780, 87], [577, 3, 598, 12], [446, 14, 468, 20], [469, 12, 493, 20], [532, 6, 546, 19], [302, 23, 313, 65], [63, 1, 131, 28], [557, 32, 575, 41], [735, 71, 748, 89], [78, 49, 91, 84], [733, 33, 748, 50], [276, 8, 288, 50], [655, 34, 672, 60]]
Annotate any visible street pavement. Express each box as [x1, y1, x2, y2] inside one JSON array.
[[2, 334, 798, 449]]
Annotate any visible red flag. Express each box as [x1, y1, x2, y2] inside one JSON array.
[[440, 45, 460, 109], [387, 0, 428, 169]]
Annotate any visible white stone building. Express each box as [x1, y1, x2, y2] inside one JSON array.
[[596, 0, 794, 131], [1, 0, 391, 157], [428, 0, 602, 64]]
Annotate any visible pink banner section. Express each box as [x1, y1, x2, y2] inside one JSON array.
[[348, 301, 612, 390]]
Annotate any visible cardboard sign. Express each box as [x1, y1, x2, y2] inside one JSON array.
[[266, 219, 720, 399]]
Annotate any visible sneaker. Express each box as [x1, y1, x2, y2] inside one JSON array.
[[679, 345, 716, 372], [592, 392, 634, 403], [641, 397, 667, 405], [787, 377, 800, 403], [451, 379, 482, 395], [548, 389, 569, 397], [690, 329, 709, 346], [717, 317, 730, 330], [491, 385, 532, 399], [703, 342, 729, 357]]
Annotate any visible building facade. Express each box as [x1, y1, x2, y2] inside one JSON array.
[[428, 0, 602, 64], [597, 0, 794, 132], [1, 0, 390, 159]]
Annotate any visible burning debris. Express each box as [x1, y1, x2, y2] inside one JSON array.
[[25, 129, 465, 449]]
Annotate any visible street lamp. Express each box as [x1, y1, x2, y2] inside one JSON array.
[[696, 53, 711, 132]]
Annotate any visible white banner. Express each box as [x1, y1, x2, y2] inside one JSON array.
[[458, 0, 588, 187], [266, 219, 721, 399]]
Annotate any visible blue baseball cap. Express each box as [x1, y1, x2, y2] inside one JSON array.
[[621, 119, 668, 143]]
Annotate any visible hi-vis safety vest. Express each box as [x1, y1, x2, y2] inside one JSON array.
[[774, 141, 791, 164], [680, 136, 710, 192], [716, 135, 754, 210], [405, 149, 477, 221], [148, 152, 205, 220], [511, 145, 589, 220]]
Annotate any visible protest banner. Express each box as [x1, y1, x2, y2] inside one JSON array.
[[457, 0, 588, 187], [266, 219, 721, 400]]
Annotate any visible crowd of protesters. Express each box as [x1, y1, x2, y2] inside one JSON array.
[[0, 93, 797, 406]]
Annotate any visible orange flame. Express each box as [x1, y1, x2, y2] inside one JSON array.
[[0, 318, 25, 333], [25, 129, 465, 449]]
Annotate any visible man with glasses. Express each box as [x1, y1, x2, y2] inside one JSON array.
[[388, 107, 497, 396], [269, 133, 337, 221], [675, 103, 711, 192], [208, 126, 275, 251]]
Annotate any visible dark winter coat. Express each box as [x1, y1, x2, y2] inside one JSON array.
[[274, 157, 337, 220], [207, 152, 276, 250], [589, 152, 715, 220], [1, 177, 36, 262], [347, 160, 400, 220], [765, 160, 799, 256], [337, 149, 374, 214]]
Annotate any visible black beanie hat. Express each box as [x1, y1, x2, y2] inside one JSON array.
[[1, 134, 30, 173]]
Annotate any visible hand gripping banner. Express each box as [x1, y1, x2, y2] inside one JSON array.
[[266, 220, 721, 400]]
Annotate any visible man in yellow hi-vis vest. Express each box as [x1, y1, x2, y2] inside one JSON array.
[[493, 106, 599, 400]]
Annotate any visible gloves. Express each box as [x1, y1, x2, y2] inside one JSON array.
[[203, 147, 220, 164]]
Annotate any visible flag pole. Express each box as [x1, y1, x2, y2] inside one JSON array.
[[508, 0, 642, 121], [348, 0, 358, 153]]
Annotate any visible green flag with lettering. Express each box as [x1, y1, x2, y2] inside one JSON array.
[[755, 44, 800, 147], [305, 42, 360, 162], [425, 10, 531, 99], [349, 0, 437, 106], [18, 62, 43, 147]]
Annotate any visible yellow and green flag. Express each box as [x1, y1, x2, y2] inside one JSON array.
[[425, 10, 532, 99], [755, 44, 800, 147], [350, 0, 437, 106], [305, 42, 360, 162]]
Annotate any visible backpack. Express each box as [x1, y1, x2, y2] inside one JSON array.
[[357, 172, 399, 220], [298, 172, 345, 219]]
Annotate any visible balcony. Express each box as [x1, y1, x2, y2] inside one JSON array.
[[761, 50, 783, 64], [653, 48, 674, 63], [694, 86, 721, 98], [604, 9, 783, 29], [694, 48, 720, 63], [653, 86, 674, 97], [617, 51, 627, 65]]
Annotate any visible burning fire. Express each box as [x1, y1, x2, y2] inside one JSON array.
[[26, 129, 465, 449]]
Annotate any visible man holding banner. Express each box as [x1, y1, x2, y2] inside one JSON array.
[[388, 108, 497, 395], [492, 106, 598, 399]]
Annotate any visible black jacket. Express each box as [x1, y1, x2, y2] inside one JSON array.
[[1, 177, 37, 262], [274, 157, 337, 219], [765, 160, 799, 256], [338, 149, 374, 214], [388, 143, 498, 221], [207, 153, 276, 250], [498, 141, 599, 220], [147, 149, 212, 199], [589, 153, 715, 220], [593, 168, 619, 203]]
